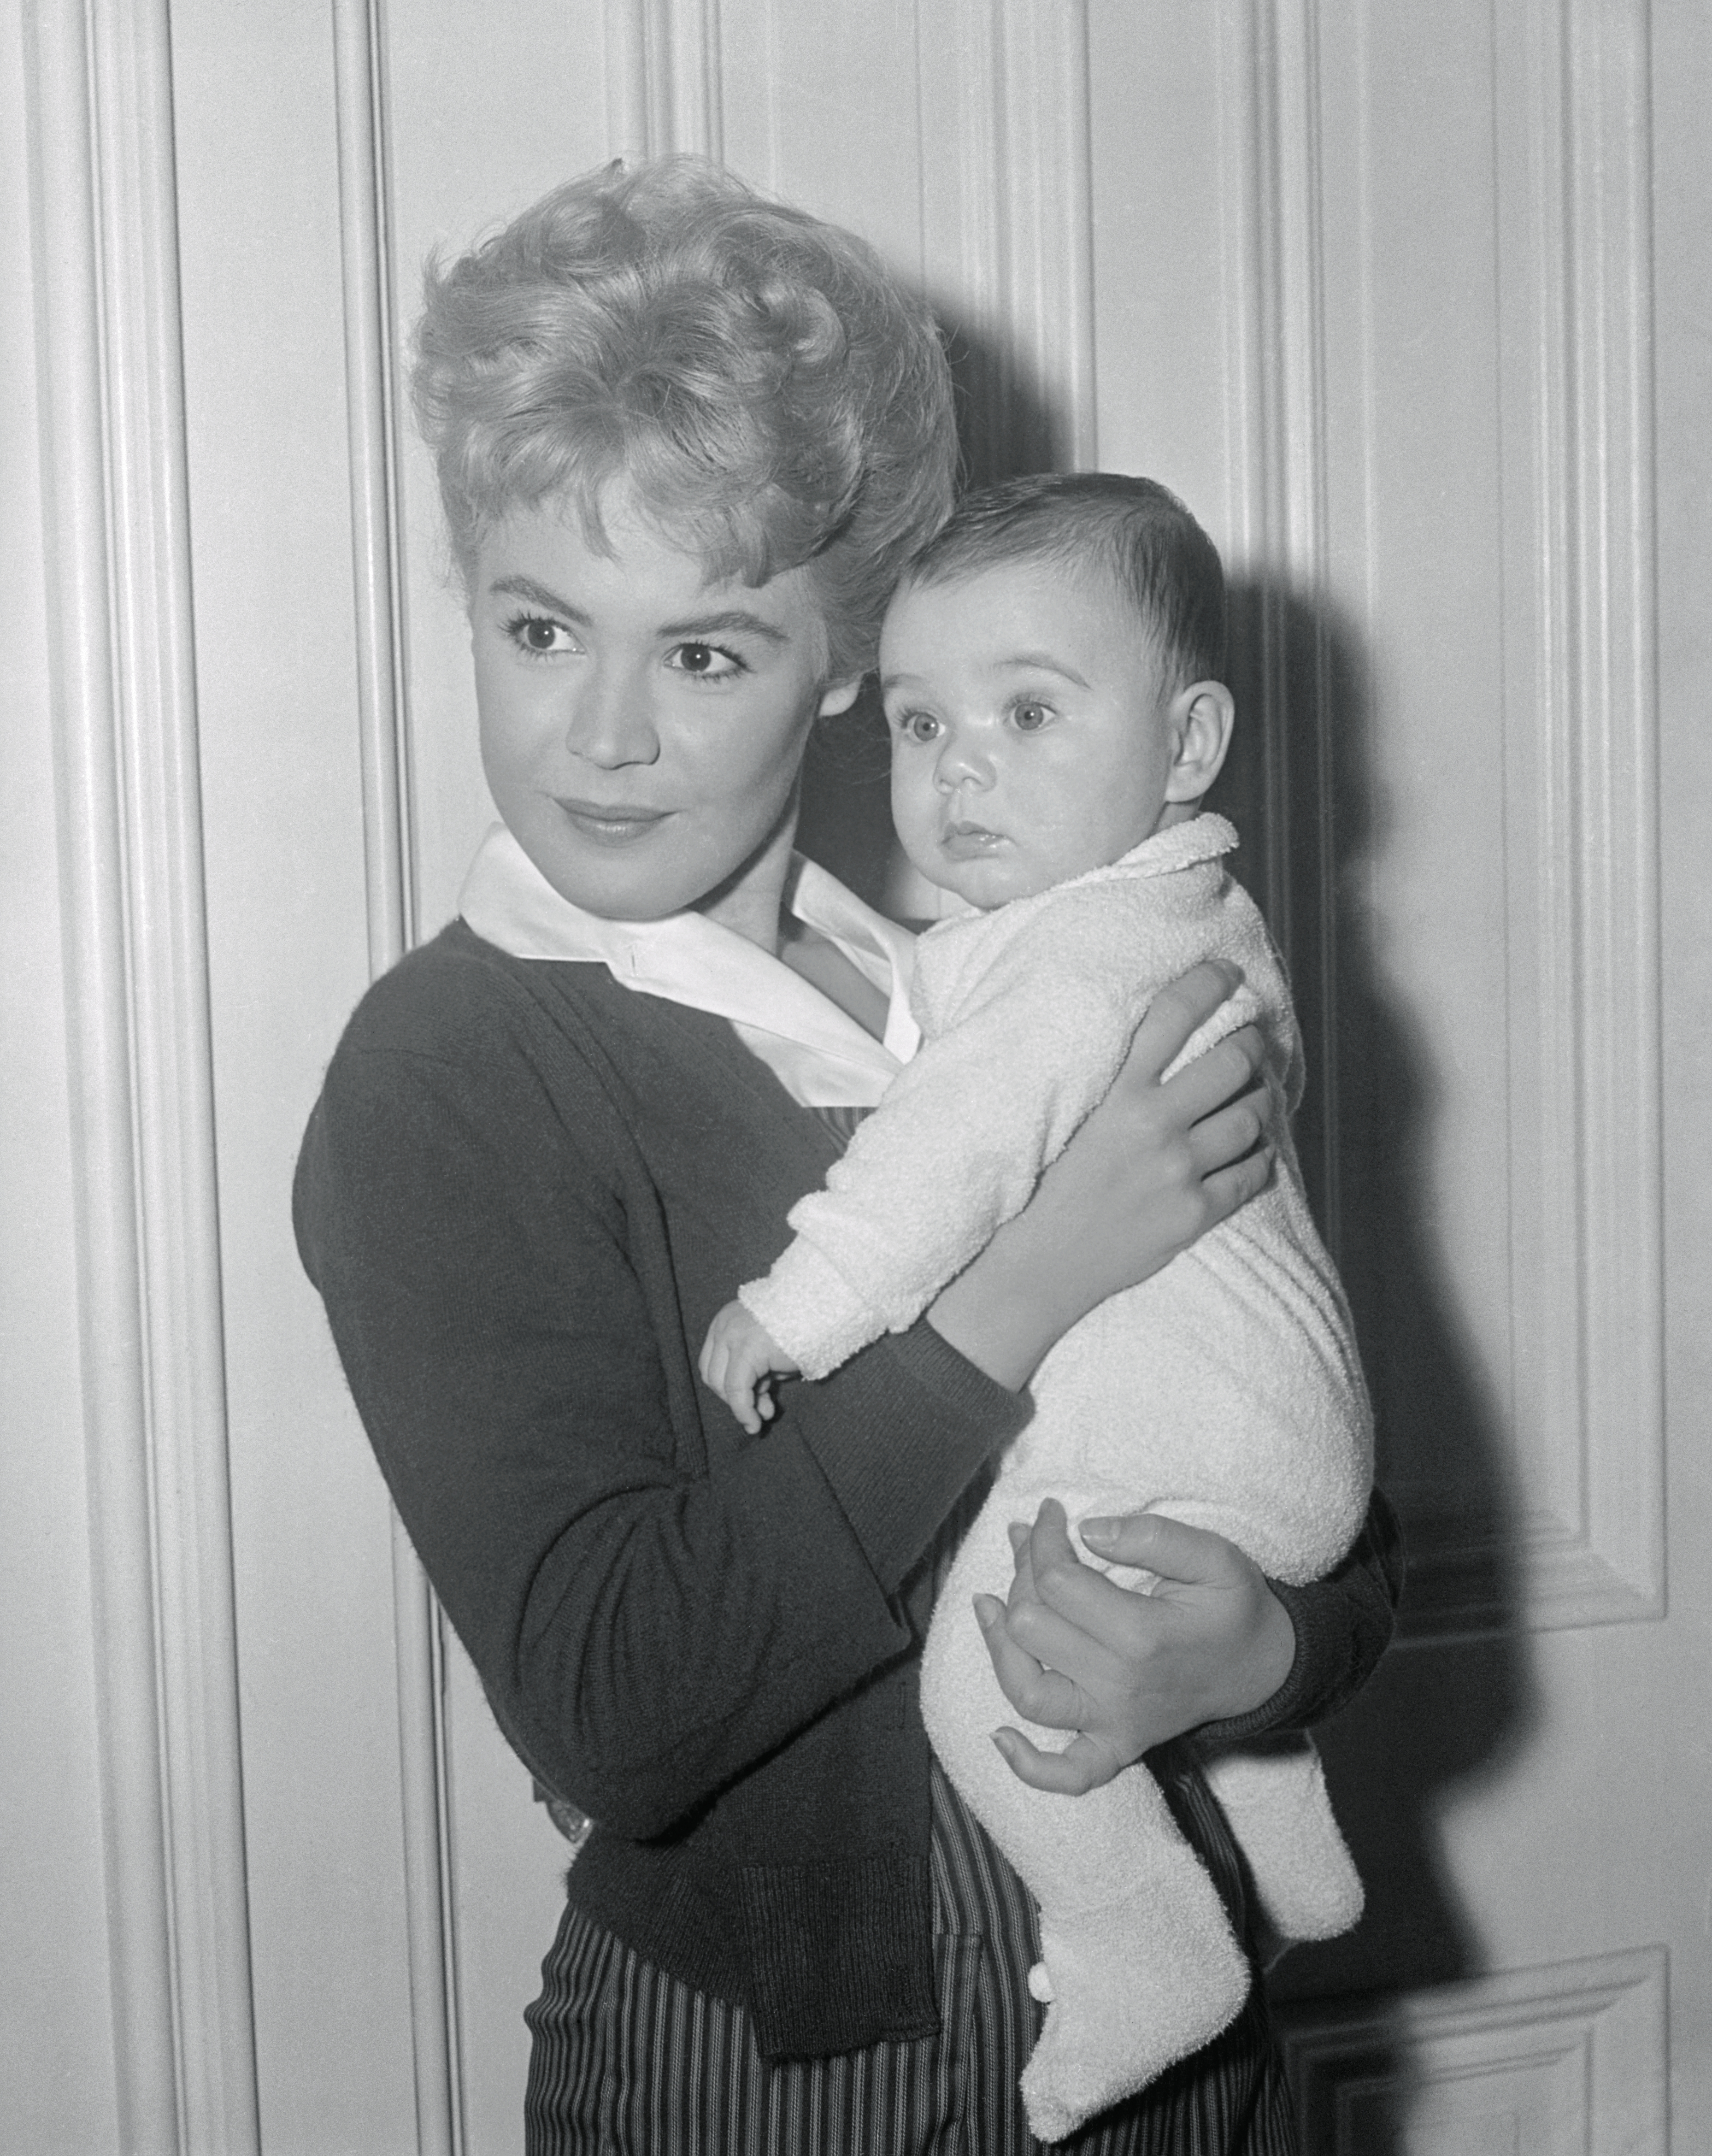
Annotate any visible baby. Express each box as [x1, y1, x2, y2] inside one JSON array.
[[700, 473, 1373, 2143]]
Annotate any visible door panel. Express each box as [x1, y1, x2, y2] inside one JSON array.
[[5, 2, 1702, 2149]]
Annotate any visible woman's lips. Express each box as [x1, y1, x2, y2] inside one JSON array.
[[552, 796, 672, 845]]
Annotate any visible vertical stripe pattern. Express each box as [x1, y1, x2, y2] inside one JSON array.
[[524, 1760, 1297, 2153]]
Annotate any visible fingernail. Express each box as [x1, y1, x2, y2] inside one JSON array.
[[1007, 1522, 1028, 1554], [973, 1593, 1002, 1629]]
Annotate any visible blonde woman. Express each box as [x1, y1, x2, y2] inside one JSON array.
[[296, 158, 1401, 2155]]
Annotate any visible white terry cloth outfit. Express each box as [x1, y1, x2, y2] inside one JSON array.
[[740, 812, 1374, 2144]]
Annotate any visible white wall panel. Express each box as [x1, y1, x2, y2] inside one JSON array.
[[1280, 1949, 1667, 2154], [171, 0, 423, 2146], [1306, 0, 1661, 1635]]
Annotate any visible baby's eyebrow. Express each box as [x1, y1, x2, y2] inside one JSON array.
[[993, 651, 1090, 687]]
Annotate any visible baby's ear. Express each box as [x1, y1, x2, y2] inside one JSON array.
[[1163, 681, 1236, 804]]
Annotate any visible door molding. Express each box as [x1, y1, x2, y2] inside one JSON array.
[[1279, 1946, 1668, 2153], [1221, 0, 1662, 1637], [22, 2, 260, 2148], [331, 3, 466, 2151]]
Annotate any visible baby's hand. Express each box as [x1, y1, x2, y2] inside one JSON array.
[[699, 1301, 801, 1435]]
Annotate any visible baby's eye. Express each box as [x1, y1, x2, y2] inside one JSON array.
[[895, 711, 942, 743], [666, 641, 745, 681], [505, 612, 577, 658], [1011, 699, 1052, 733]]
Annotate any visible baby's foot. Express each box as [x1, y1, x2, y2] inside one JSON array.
[[1020, 1884, 1250, 2144]]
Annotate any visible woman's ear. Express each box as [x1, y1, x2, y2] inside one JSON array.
[[1163, 681, 1236, 804], [816, 674, 866, 718]]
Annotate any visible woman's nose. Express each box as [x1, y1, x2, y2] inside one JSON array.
[[564, 662, 660, 768]]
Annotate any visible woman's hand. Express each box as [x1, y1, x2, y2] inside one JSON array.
[[927, 960, 1272, 1389], [973, 1499, 1296, 1794]]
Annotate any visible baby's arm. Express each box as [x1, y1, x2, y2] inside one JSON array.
[[699, 1301, 801, 1435], [744, 924, 1164, 1379]]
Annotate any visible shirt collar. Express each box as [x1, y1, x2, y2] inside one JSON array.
[[457, 823, 919, 1105]]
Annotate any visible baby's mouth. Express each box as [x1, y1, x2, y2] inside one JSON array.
[[939, 819, 1008, 858]]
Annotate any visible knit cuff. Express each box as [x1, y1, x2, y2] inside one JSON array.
[[1195, 1489, 1405, 1750]]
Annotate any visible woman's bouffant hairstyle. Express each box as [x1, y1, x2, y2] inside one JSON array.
[[899, 472, 1227, 690], [411, 157, 958, 681]]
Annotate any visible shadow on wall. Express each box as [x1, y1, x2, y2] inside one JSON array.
[[805, 313, 1537, 2144], [1214, 578, 1536, 2146]]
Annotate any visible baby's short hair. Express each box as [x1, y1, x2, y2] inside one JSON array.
[[898, 472, 1225, 689], [411, 156, 957, 679]]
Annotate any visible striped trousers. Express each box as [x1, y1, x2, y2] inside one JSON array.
[[523, 1753, 1298, 2154]]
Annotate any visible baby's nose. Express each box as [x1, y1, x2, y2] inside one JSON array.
[[934, 735, 996, 790]]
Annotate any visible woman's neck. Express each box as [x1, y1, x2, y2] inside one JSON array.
[[695, 793, 801, 955], [696, 811, 891, 1042]]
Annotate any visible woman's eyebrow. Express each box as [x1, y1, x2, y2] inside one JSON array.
[[489, 574, 590, 621], [486, 577, 790, 648], [657, 608, 790, 645]]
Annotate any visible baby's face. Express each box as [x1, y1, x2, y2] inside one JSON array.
[[880, 561, 1180, 910]]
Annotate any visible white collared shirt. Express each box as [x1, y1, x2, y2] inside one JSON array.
[[458, 823, 920, 1108]]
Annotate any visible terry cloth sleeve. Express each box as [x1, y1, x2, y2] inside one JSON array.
[[292, 954, 1027, 1843], [739, 871, 1260, 1379]]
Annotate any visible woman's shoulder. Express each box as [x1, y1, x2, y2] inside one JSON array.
[[329, 918, 618, 1072], [298, 926, 642, 1247], [308, 921, 646, 1175], [314, 920, 761, 1161]]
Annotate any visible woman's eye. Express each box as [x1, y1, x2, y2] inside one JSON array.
[[666, 641, 744, 681], [505, 612, 575, 658], [1012, 700, 1051, 733]]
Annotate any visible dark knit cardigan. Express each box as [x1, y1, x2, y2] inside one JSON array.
[[293, 920, 1402, 2062]]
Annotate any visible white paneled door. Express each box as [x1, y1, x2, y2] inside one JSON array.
[[4, 3, 1705, 2151]]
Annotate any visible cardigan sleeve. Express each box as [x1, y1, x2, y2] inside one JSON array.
[[1193, 1486, 1405, 1752], [293, 962, 1027, 1845]]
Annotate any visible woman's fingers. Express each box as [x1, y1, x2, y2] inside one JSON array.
[[1162, 1023, 1267, 1130], [975, 1595, 1088, 1728], [979, 1498, 1299, 1785], [1183, 1079, 1268, 1175], [1196, 1146, 1275, 1230], [1009, 1505, 1163, 1683], [1078, 1508, 1251, 1582], [990, 1725, 1125, 1798], [1125, 961, 1244, 1080]]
